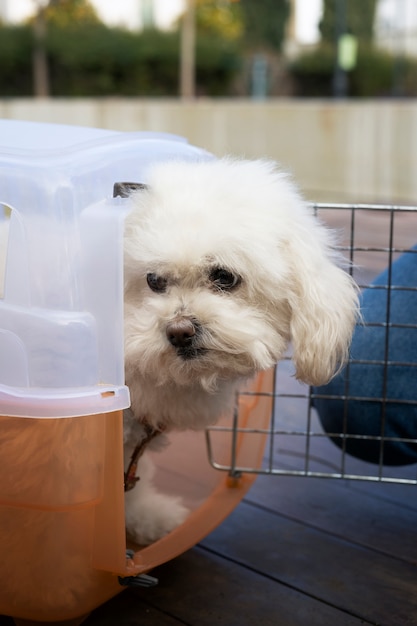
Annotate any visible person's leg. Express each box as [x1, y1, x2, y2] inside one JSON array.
[[313, 247, 417, 465]]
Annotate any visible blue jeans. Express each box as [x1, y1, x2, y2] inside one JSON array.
[[313, 246, 417, 466]]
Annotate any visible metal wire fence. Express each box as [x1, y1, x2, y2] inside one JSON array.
[[206, 203, 417, 484]]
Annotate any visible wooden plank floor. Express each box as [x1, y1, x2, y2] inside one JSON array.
[[1, 206, 416, 625], [50, 471, 417, 626], [3, 429, 417, 626], [4, 427, 416, 626]]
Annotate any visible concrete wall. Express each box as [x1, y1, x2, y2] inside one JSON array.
[[1, 98, 416, 204]]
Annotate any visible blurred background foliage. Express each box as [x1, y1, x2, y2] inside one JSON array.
[[0, 0, 249, 96], [0, 0, 416, 97], [290, 0, 417, 97], [319, 0, 377, 43], [290, 42, 417, 97]]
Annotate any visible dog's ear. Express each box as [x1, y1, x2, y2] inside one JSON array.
[[113, 182, 148, 198], [286, 221, 359, 387]]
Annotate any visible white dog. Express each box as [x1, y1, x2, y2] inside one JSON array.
[[0, 158, 358, 547], [121, 157, 359, 545]]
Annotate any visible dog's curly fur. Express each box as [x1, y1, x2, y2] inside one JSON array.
[[122, 157, 359, 545]]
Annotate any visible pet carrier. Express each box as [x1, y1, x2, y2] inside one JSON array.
[[207, 202, 417, 485], [0, 120, 271, 626]]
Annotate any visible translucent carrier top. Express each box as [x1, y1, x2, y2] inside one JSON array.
[[0, 120, 211, 418]]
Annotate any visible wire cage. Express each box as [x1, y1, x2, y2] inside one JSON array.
[[206, 203, 417, 485]]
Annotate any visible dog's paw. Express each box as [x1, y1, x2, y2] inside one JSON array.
[[125, 490, 189, 546]]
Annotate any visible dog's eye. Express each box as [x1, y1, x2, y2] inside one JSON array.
[[209, 268, 241, 291], [146, 273, 168, 293]]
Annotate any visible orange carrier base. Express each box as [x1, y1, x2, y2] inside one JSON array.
[[0, 370, 272, 625]]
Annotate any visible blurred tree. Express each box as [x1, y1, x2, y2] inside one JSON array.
[[319, 0, 377, 97], [237, 0, 290, 97], [291, 0, 378, 97], [239, 0, 290, 51], [319, 0, 377, 43], [42, 0, 100, 26], [180, 0, 196, 98], [31, 1, 49, 97], [30, 0, 100, 97], [190, 0, 291, 52], [195, 0, 244, 41], [178, 0, 243, 97]]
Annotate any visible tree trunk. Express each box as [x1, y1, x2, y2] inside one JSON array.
[[32, 5, 50, 97], [179, 0, 195, 99]]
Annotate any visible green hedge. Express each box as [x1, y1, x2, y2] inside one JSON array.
[[0, 24, 241, 97], [0, 25, 33, 96], [290, 43, 417, 98]]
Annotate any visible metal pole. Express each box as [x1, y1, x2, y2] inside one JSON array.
[[392, 0, 406, 96], [332, 0, 347, 98]]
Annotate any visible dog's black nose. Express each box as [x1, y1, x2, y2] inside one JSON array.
[[166, 319, 196, 348]]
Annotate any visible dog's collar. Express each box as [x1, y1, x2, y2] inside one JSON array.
[[124, 422, 165, 492]]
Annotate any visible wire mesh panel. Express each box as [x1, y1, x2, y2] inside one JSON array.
[[206, 204, 417, 484]]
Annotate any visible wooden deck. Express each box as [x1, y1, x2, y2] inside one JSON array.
[[2, 470, 416, 625], [72, 472, 417, 625], [1, 204, 417, 626]]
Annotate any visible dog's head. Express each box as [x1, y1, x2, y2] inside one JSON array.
[[123, 158, 358, 394]]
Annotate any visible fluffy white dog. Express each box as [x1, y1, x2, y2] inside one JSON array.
[[121, 157, 359, 545]]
